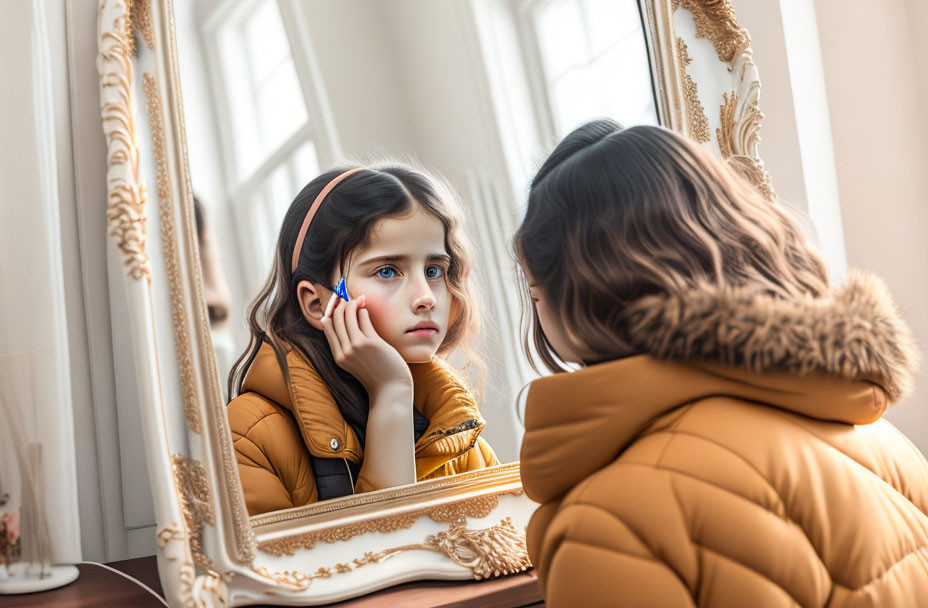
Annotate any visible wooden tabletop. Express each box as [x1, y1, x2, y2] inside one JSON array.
[[0, 560, 164, 608], [0, 556, 544, 608]]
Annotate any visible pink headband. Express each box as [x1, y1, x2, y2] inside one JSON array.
[[291, 168, 366, 273]]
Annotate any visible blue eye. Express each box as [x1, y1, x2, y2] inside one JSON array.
[[376, 267, 396, 279], [426, 265, 444, 279]]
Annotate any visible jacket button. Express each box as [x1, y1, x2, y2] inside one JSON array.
[[329, 437, 340, 451]]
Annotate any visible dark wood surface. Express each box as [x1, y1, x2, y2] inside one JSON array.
[[0, 559, 165, 607], [0, 556, 544, 607], [295, 571, 543, 608]]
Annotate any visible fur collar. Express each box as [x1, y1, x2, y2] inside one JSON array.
[[621, 269, 919, 402]]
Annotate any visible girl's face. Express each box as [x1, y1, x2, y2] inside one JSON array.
[[524, 267, 590, 366], [343, 204, 451, 363]]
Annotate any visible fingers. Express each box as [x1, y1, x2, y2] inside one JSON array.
[[345, 298, 365, 343], [331, 298, 350, 350], [320, 313, 343, 361], [322, 294, 375, 370], [321, 294, 347, 361], [322, 293, 338, 320], [357, 304, 378, 338]]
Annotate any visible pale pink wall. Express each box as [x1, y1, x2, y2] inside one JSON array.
[[814, 0, 928, 450]]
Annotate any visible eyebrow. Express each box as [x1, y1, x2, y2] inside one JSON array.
[[359, 253, 451, 267]]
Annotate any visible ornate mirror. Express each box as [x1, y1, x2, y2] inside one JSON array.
[[97, 0, 771, 604]]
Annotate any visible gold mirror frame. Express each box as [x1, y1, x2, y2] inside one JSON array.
[[97, 0, 772, 604]]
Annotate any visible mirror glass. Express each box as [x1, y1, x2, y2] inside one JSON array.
[[171, 0, 659, 515]]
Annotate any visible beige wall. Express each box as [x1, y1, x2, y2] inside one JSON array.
[[814, 0, 928, 450], [737, 0, 928, 451]]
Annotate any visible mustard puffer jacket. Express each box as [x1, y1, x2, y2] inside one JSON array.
[[228, 341, 498, 515], [521, 271, 927, 606]]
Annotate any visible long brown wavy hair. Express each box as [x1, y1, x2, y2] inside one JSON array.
[[228, 162, 481, 446], [514, 120, 829, 373]]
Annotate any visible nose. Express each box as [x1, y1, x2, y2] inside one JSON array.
[[411, 279, 436, 313]]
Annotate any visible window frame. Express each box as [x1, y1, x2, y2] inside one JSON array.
[[199, 0, 339, 290], [514, 0, 659, 141]]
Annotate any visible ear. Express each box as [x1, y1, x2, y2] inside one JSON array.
[[296, 280, 330, 330]]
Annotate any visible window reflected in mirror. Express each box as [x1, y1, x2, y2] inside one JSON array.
[[174, 0, 659, 514]]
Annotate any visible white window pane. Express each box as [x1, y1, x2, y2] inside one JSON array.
[[214, 0, 309, 181], [541, 0, 658, 137], [550, 68, 599, 136], [535, 0, 587, 81], [248, 192, 271, 268], [244, 0, 290, 84], [291, 141, 319, 190], [596, 39, 659, 126], [584, 0, 641, 56], [255, 57, 308, 157], [268, 163, 292, 230], [217, 26, 261, 175]]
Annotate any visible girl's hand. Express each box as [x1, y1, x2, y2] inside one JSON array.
[[323, 294, 417, 489], [320, 294, 413, 396]]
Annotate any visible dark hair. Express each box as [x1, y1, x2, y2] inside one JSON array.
[[227, 163, 480, 445], [514, 119, 829, 373]]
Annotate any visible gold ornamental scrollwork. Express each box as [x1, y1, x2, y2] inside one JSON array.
[[130, 0, 154, 51], [251, 462, 522, 527], [717, 91, 738, 158], [98, 0, 151, 282], [425, 493, 500, 524], [192, 572, 229, 607], [257, 493, 502, 557], [157, 0, 256, 564], [156, 523, 186, 549], [672, 0, 750, 64], [423, 517, 531, 580], [672, 0, 776, 200], [157, 522, 233, 608], [676, 37, 710, 144], [178, 563, 197, 608], [254, 517, 531, 590], [718, 90, 776, 200], [142, 71, 203, 435], [172, 454, 215, 570]]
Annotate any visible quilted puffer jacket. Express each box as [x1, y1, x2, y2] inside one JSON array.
[[521, 271, 927, 606], [228, 341, 498, 515]]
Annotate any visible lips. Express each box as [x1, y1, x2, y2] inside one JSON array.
[[406, 320, 440, 334]]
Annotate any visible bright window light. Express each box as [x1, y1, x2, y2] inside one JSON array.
[[532, 0, 658, 137]]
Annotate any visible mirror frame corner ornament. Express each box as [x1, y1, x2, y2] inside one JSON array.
[[98, 0, 774, 605], [669, 0, 776, 199]]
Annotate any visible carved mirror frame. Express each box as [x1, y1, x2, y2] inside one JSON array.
[[97, 0, 772, 605]]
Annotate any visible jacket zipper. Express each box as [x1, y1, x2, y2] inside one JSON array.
[[343, 458, 355, 493]]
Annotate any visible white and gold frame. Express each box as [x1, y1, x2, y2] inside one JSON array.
[[97, 0, 771, 605], [656, 0, 776, 198]]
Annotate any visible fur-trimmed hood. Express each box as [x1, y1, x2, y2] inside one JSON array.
[[519, 270, 928, 606], [521, 270, 920, 506], [622, 269, 919, 402]]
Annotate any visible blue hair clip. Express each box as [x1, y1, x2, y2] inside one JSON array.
[[333, 276, 350, 302]]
